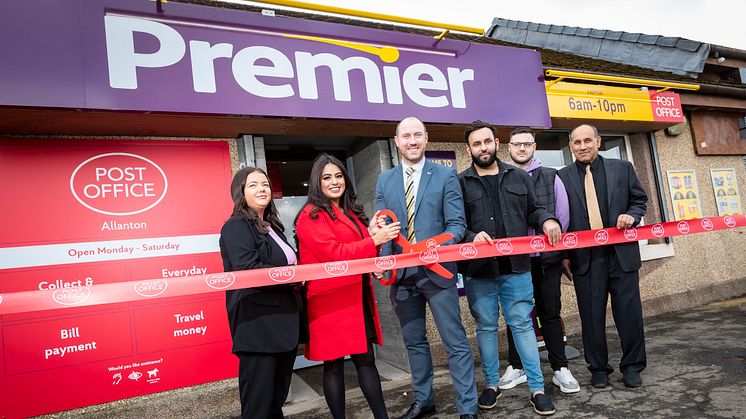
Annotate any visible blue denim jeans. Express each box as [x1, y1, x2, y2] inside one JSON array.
[[465, 272, 545, 392]]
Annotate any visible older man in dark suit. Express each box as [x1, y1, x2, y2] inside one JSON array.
[[557, 124, 648, 389]]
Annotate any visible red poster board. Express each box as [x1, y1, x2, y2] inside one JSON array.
[[0, 139, 236, 418]]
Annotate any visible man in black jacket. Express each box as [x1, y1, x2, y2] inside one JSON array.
[[458, 120, 561, 416], [557, 124, 648, 390]]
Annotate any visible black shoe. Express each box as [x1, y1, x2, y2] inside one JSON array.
[[460, 415, 478, 419], [623, 371, 642, 388], [591, 372, 610, 389], [478, 387, 501, 410], [530, 392, 556, 416], [397, 403, 436, 419]]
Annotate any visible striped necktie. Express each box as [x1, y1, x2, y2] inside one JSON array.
[[405, 166, 416, 242]]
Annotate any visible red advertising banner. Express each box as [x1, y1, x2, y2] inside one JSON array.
[[0, 139, 235, 418]]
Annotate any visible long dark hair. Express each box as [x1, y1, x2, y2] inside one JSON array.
[[229, 166, 283, 234], [295, 153, 368, 226]]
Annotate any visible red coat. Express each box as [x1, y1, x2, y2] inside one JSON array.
[[296, 204, 384, 361]]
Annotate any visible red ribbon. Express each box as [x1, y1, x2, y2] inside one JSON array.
[[0, 214, 744, 315]]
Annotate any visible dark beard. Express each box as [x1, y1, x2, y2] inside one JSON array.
[[472, 151, 497, 168]]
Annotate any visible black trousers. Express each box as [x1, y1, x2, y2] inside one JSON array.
[[507, 257, 567, 371], [573, 247, 646, 375], [238, 348, 297, 419]]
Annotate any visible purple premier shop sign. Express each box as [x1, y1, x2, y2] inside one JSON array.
[[0, 0, 550, 127]]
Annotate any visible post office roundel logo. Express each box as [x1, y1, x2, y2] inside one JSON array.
[[419, 249, 439, 264], [529, 237, 546, 251], [562, 233, 578, 248], [374, 256, 396, 270], [458, 243, 478, 259], [676, 221, 690, 234], [70, 153, 168, 216], [52, 287, 91, 306], [268, 267, 295, 283], [206, 273, 236, 289], [324, 261, 349, 276], [134, 279, 169, 297], [496, 239, 513, 254]]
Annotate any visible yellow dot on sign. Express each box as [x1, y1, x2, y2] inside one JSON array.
[[379, 47, 399, 63]]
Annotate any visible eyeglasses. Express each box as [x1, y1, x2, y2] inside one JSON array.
[[508, 142, 535, 149]]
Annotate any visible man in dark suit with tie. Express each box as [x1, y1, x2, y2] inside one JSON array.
[[557, 124, 648, 389], [376, 117, 478, 419]]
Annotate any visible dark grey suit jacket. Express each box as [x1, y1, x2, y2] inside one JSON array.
[[557, 156, 647, 274]]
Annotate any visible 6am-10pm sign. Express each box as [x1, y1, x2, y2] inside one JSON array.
[[546, 81, 685, 123], [0, 139, 235, 418]]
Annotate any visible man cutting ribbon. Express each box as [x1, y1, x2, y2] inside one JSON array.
[[375, 117, 478, 419]]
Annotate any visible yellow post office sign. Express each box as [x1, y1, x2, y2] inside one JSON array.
[[546, 81, 684, 123]]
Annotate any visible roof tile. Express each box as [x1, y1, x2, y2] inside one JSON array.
[[590, 29, 606, 38]]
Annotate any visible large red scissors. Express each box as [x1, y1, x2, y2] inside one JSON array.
[[375, 209, 454, 285]]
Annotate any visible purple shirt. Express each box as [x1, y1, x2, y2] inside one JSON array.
[[267, 226, 297, 265], [519, 157, 570, 256]]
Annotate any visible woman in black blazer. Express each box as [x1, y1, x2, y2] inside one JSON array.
[[219, 166, 304, 419]]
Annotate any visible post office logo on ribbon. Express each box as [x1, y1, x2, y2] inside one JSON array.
[[206, 273, 236, 289], [562, 233, 578, 248], [135, 279, 168, 297], [676, 221, 690, 234], [724, 216, 737, 228], [425, 238, 438, 249], [324, 261, 349, 276], [419, 249, 439, 264], [52, 287, 91, 306], [496, 239, 513, 255], [623, 228, 638, 241], [374, 256, 396, 270], [700, 218, 714, 231], [529, 237, 546, 252], [268, 267, 295, 283], [651, 224, 665, 237], [594, 230, 609, 244], [458, 243, 478, 259]]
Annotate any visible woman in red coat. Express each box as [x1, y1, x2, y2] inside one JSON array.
[[296, 153, 400, 419]]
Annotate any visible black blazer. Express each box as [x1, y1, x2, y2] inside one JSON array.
[[458, 161, 555, 275], [557, 156, 647, 274], [219, 216, 303, 354]]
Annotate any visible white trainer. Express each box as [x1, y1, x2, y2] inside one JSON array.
[[498, 365, 527, 390], [552, 367, 580, 393]]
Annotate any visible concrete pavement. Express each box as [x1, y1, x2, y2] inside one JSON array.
[[288, 296, 746, 419]]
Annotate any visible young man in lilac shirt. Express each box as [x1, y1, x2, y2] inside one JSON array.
[[500, 127, 580, 395]]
